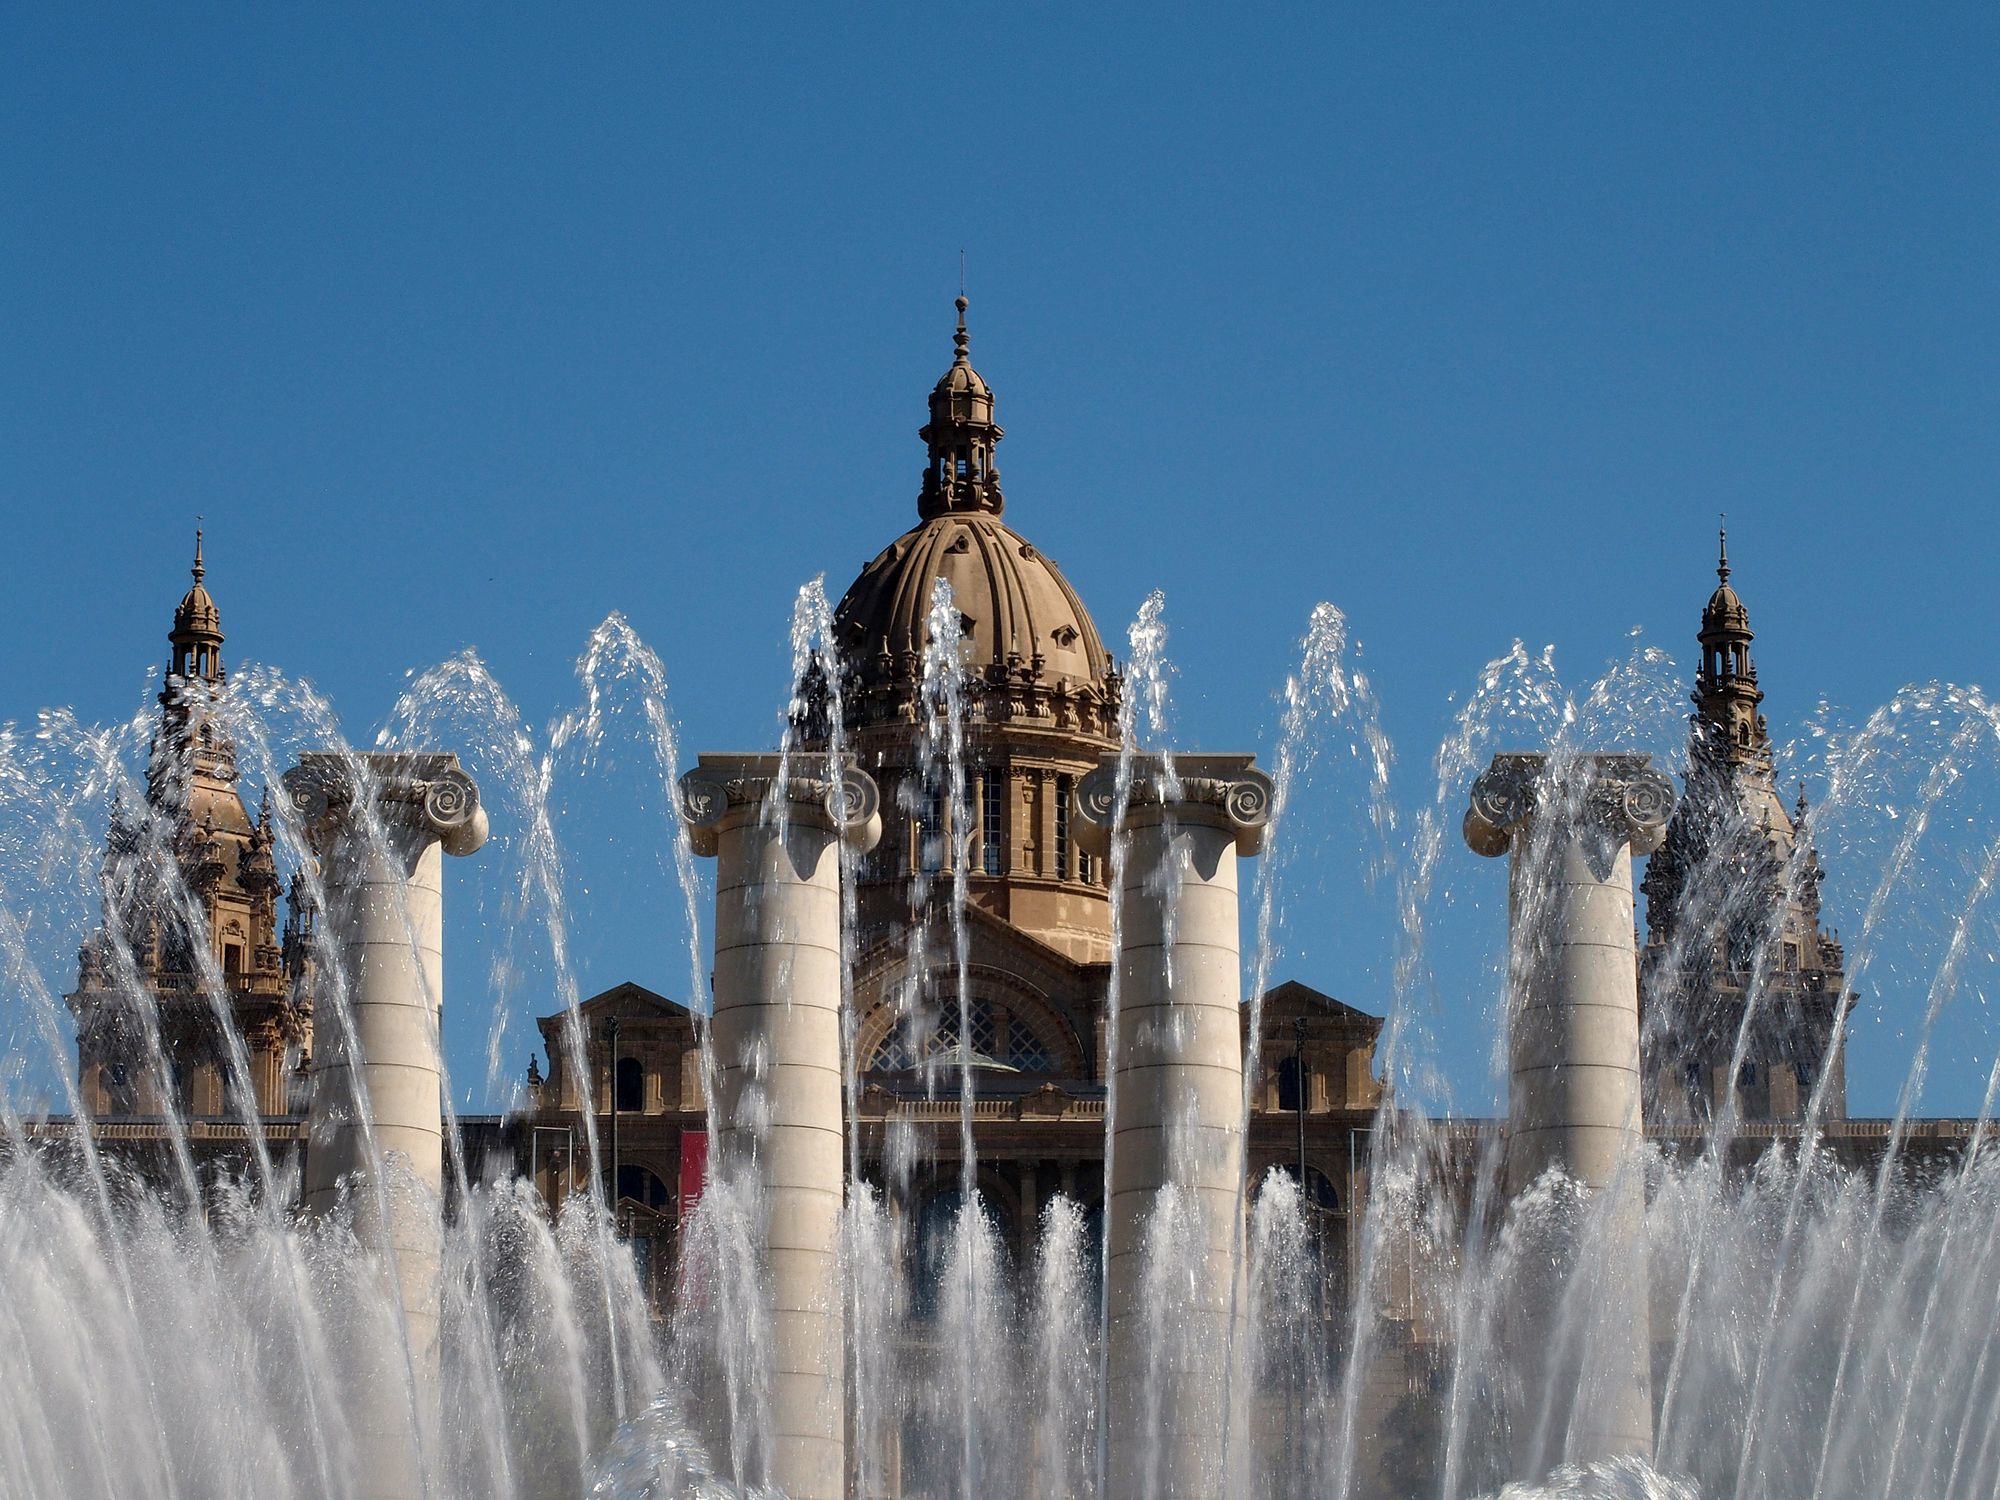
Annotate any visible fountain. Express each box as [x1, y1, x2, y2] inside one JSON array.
[[1074, 752, 1273, 1499], [5, 316, 2000, 1500], [284, 751, 490, 1500], [1463, 753, 1673, 1473], [678, 754, 882, 1500]]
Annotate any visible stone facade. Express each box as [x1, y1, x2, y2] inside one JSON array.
[[526, 304, 1385, 1344]]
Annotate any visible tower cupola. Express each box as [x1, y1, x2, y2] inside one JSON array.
[[918, 296, 1005, 520], [169, 529, 225, 687], [1694, 526, 1767, 768]]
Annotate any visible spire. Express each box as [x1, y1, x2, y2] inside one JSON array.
[[1693, 526, 1769, 773], [157, 526, 236, 795], [918, 291, 1005, 520]]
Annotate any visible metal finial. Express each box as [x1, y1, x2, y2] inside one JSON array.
[[193, 521, 206, 584], [1717, 515, 1729, 584], [954, 292, 969, 362]]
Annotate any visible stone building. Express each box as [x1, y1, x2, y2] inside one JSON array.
[[48, 299, 1986, 1499], [1640, 532, 1852, 1124], [69, 534, 316, 1122], [526, 299, 1387, 1314]]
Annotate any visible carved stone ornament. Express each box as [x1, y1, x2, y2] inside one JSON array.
[[1462, 752, 1675, 874], [1073, 752, 1274, 858], [281, 752, 489, 858], [678, 754, 882, 856]]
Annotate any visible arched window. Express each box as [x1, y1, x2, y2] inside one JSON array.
[[1273, 1164, 1346, 1319], [866, 998, 1064, 1074], [1276, 1162, 1340, 1213], [615, 1055, 645, 1113], [613, 1164, 669, 1210]]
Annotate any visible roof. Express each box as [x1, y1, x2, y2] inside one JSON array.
[[536, 980, 694, 1031], [1260, 979, 1383, 1032]]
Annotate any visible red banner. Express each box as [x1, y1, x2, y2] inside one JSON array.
[[677, 1128, 708, 1223]]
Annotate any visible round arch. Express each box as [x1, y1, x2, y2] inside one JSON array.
[[854, 964, 1085, 1077]]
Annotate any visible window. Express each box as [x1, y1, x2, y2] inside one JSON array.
[[1277, 1162, 1340, 1212], [1056, 776, 1072, 880], [613, 1164, 669, 1210], [169, 1055, 195, 1114], [1738, 1061, 1760, 1089], [866, 999, 1062, 1075], [103, 1061, 136, 1115], [1795, 1061, 1815, 1093], [918, 786, 944, 874], [615, 1055, 645, 1113], [223, 942, 243, 976], [1277, 1055, 1305, 1113], [982, 771, 1004, 876]]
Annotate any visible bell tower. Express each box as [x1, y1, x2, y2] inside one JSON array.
[[1641, 530, 1851, 1123], [70, 532, 312, 1119], [1692, 527, 1770, 773]]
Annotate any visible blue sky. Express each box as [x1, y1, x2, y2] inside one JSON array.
[[3, 8, 1996, 1115]]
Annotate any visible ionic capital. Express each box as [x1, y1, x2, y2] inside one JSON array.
[[1462, 752, 1674, 866], [678, 752, 882, 858], [1074, 752, 1274, 858], [282, 752, 489, 858]]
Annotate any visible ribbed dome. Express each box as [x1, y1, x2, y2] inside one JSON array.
[[823, 297, 1122, 742], [836, 512, 1111, 691], [174, 580, 220, 637], [171, 530, 222, 641], [1700, 529, 1752, 638]]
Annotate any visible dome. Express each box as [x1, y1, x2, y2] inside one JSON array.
[[1699, 529, 1752, 640], [835, 512, 1111, 693], [174, 580, 221, 637], [171, 530, 223, 643], [826, 296, 1120, 739]]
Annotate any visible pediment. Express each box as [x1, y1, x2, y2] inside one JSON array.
[[1258, 979, 1381, 1033], [536, 981, 694, 1044]]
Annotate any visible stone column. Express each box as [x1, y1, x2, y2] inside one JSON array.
[[679, 752, 880, 1500], [1076, 752, 1272, 1500], [284, 751, 487, 1500], [1463, 751, 1673, 1470]]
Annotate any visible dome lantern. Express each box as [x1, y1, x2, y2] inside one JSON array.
[[918, 295, 1005, 521]]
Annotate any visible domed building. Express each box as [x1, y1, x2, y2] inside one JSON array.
[[528, 302, 1386, 1306]]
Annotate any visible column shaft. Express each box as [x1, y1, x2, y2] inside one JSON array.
[[286, 752, 486, 1500], [1078, 753, 1270, 1500], [682, 754, 879, 1500], [1465, 753, 1672, 1475]]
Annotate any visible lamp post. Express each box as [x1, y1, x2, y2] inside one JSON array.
[[605, 1014, 621, 1237], [1294, 1015, 1312, 1320]]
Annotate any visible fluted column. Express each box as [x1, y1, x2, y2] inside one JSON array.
[[1076, 752, 1272, 1500], [679, 752, 880, 1500], [1463, 751, 1673, 1470], [284, 751, 487, 1500]]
